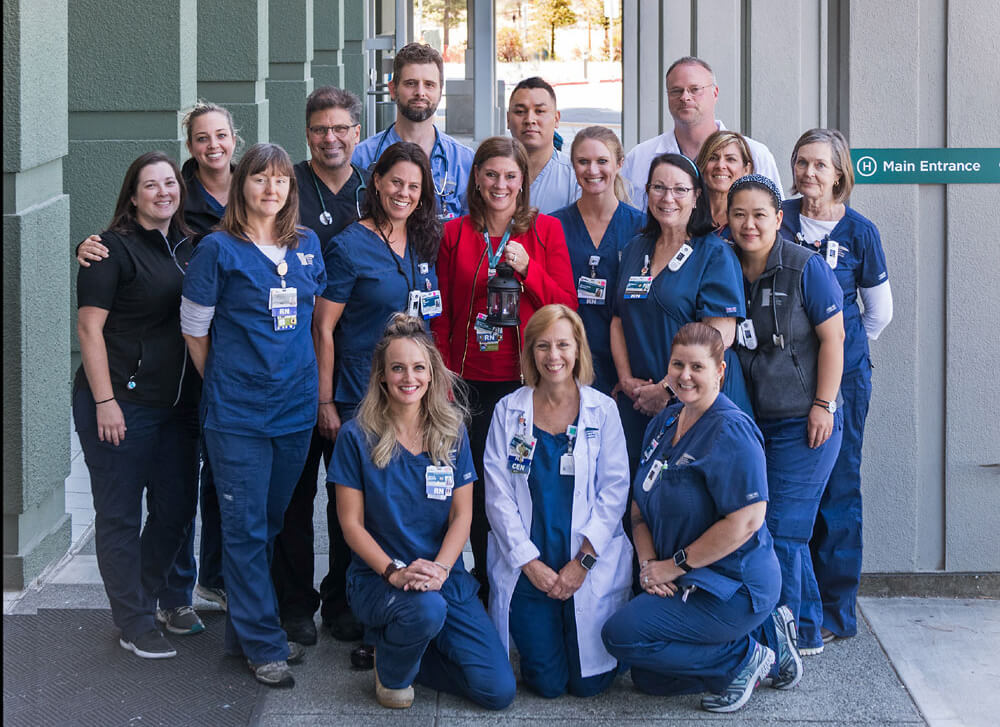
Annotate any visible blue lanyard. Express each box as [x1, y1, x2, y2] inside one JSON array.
[[639, 413, 678, 465], [484, 221, 514, 269]]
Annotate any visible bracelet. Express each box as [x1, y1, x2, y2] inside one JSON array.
[[95, 397, 115, 405], [432, 561, 451, 575], [318, 400, 335, 405]]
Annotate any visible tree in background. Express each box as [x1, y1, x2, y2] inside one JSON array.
[[422, 0, 467, 49], [537, 0, 576, 60], [497, 26, 528, 62]]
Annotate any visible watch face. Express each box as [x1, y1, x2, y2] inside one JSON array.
[[673, 550, 686, 567], [580, 553, 597, 570]]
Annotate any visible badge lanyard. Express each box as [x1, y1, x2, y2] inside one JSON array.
[[374, 224, 418, 308], [484, 220, 514, 276], [639, 413, 678, 466]]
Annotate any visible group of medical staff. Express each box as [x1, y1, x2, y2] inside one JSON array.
[[72, 45, 892, 713]]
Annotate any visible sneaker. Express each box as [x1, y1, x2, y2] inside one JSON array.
[[701, 641, 775, 713], [770, 605, 803, 690], [248, 660, 295, 687], [374, 654, 413, 709], [156, 606, 205, 635], [821, 627, 837, 643], [194, 583, 227, 611], [799, 643, 824, 656], [120, 629, 177, 659], [282, 615, 317, 646]]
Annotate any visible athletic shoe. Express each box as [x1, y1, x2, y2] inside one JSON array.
[[770, 605, 803, 690], [194, 584, 227, 611], [374, 653, 413, 709], [799, 643, 824, 656], [821, 627, 837, 643], [248, 660, 294, 687], [282, 615, 317, 646], [119, 629, 177, 659], [156, 606, 205, 635], [701, 641, 775, 713]]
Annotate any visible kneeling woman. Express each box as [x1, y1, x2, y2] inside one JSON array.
[[485, 305, 633, 698], [331, 314, 516, 711], [602, 323, 802, 713]]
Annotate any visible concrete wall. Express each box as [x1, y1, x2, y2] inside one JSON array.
[[622, 0, 1000, 573], [3, 0, 72, 588]]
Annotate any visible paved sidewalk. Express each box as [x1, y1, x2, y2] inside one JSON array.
[[3, 425, 998, 725]]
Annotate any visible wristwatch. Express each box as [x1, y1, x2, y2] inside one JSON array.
[[672, 548, 693, 573], [382, 558, 407, 582], [577, 551, 598, 571], [813, 398, 837, 414]]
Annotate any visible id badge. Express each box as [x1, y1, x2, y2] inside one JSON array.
[[475, 313, 503, 352], [641, 459, 664, 492], [421, 290, 443, 319], [624, 275, 653, 299], [425, 465, 455, 501], [487, 267, 497, 280], [269, 286, 297, 310], [825, 240, 840, 269], [407, 290, 422, 317], [640, 437, 661, 466], [577, 276, 607, 304], [273, 306, 297, 331], [508, 433, 537, 474], [559, 453, 575, 476]]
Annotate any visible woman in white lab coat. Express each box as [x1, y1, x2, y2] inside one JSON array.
[[484, 304, 632, 697]]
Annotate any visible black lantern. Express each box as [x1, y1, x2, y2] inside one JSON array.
[[485, 262, 521, 328]]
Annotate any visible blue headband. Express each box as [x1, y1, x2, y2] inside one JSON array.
[[728, 173, 782, 207], [678, 154, 701, 181]]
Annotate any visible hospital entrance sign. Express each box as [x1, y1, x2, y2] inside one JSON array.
[[851, 148, 1000, 184]]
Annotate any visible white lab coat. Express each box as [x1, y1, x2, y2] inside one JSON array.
[[484, 384, 633, 677]]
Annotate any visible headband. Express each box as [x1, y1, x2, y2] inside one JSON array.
[[728, 173, 782, 207], [678, 154, 701, 181]]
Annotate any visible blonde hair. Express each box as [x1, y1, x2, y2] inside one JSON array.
[[520, 305, 595, 388], [695, 130, 754, 178], [182, 100, 240, 149], [356, 314, 469, 469], [570, 126, 630, 202]]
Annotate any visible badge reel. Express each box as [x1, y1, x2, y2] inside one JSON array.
[[825, 239, 840, 269], [269, 260, 297, 331], [407, 290, 422, 317], [425, 465, 455, 501], [641, 459, 664, 492], [559, 425, 577, 476], [667, 243, 693, 272], [738, 319, 758, 350], [578, 254, 607, 305], [625, 254, 653, 300]]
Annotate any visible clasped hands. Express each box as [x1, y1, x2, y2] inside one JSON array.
[[639, 559, 681, 598], [387, 558, 448, 592], [521, 558, 587, 601]]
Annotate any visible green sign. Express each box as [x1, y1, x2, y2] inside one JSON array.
[[851, 148, 1000, 184]]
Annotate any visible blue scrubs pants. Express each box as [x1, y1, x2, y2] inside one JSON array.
[[205, 427, 312, 663], [349, 570, 516, 710], [171, 445, 225, 605], [811, 364, 871, 638], [73, 387, 200, 640], [602, 586, 774, 695], [509, 575, 617, 697], [760, 414, 843, 650]]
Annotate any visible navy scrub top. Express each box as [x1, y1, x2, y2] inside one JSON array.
[[321, 221, 439, 407], [328, 418, 477, 577], [551, 201, 645, 394], [780, 199, 889, 373], [615, 231, 752, 414], [294, 160, 367, 254], [632, 396, 780, 613], [182, 229, 327, 437], [525, 424, 577, 570]]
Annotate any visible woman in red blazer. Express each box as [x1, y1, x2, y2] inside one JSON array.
[[433, 136, 577, 597]]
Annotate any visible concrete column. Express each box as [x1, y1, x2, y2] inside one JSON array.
[[66, 0, 197, 247], [313, 0, 345, 89], [198, 0, 270, 148], [943, 0, 1000, 571], [267, 0, 314, 160], [2, 0, 73, 588]]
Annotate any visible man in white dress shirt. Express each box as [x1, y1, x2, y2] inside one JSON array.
[[622, 56, 782, 210]]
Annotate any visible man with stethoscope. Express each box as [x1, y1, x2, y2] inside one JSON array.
[[352, 42, 473, 221], [278, 85, 371, 652]]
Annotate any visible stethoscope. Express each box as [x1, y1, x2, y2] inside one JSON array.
[[310, 162, 367, 224], [370, 123, 456, 216]]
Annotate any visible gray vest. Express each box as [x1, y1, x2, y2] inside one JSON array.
[[738, 238, 841, 420]]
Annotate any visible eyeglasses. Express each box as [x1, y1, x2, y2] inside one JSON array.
[[308, 123, 359, 138], [666, 84, 714, 99], [646, 184, 693, 198]]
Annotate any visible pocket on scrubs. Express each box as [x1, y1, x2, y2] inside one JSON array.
[[587, 532, 632, 598], [210, 366, 268, 420]]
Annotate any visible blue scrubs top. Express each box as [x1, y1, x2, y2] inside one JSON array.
[[321, 222, 439, 407], [526, 424, 577, 570], [294, 160, 368, 253], [352, 123, 473, 221], [530, 150, 581, 214], [183, 229, 327, 437], [633, 396, 779, 613], [614, 231, 752, 415], [329, 418, 477, 577], [551, 201, 645, 394], [781, 199, 889, 373]]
